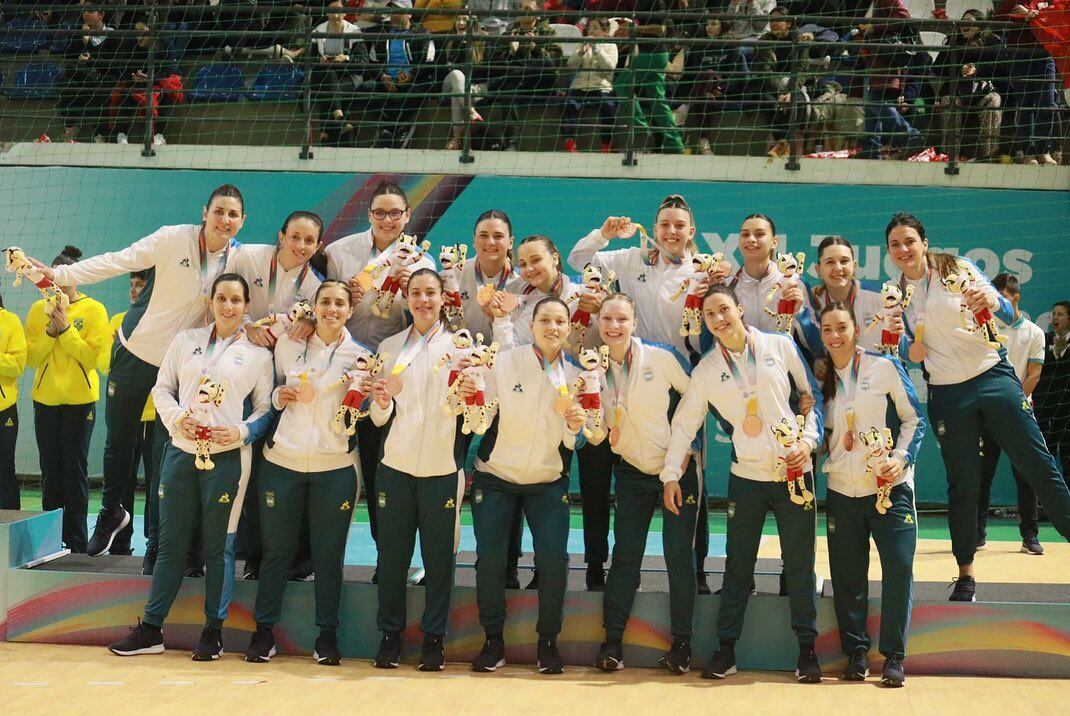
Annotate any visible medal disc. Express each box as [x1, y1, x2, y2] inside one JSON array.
[[553, 395, 572, 416], [355, 272, 375, 291], [385, 374, 404, 396], [296, 382, 316, 403], [476, 284, 497, 307], [843, 432, 855, 451], [498, 292, 520, 313], [743, 415, 763, 437], [609, 426, 621, 447]]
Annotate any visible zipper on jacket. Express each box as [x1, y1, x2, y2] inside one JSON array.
[[80, 366, 92, 389], [36, 363, 50, 389]]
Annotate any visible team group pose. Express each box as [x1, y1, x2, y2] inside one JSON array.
[[6, 183, 1070, 686]]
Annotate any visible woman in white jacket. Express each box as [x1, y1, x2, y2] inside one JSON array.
[[560, 18, 619, 153], [468, 297, 585, 675], [107, 273, 273, 661], [819, 302, 923, 689], [662, 285, 824, 683], [244, 280, 368, 667], [368, 268, 464, 672]]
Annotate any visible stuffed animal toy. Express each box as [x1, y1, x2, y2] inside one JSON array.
[[372, 234, 431, 318], [3, 246, 66, 316], [251, 299, 314, 340], [435, 329, 481, 416], [563, 264, 616, 348], [186, 375, 227, 470], [866, 282, 914, 356], [859, 426, 895, 514], [764, 252, 807, 333], [439, 243, 468, 329], [573, 345, 609, 442], [332, 352, 387, 435], [771, 415, 814, 509], [670, 252, 725, 336], [460, 339, 500, 435], [941, 270, 1007, 349]]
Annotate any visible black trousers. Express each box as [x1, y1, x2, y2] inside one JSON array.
[[35, 402, 96, 553], [0, 404, 18, 510]]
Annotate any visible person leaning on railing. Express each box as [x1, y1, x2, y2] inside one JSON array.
[[933, 9, 1008, 162]]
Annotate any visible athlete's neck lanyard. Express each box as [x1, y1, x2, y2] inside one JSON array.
[[269, 250, 310, 313], [899, 267, 932, 323], [199, 227, 232, 299], [635, 223, 685, 268], [834, 347, 863, 449], [533, 345, 570, 400], [202, 325, 242, 374], [817, 280, 857, 312], [390, 322, 442, 378], [475, 260, 511, 291], [728, 262, 773, 290], [719, 330, 759, 418], [606, 345, 633, 413], [523, 272, 564, 300], [301, 332, 347, 376]]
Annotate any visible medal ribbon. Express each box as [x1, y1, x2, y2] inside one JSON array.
[[300, 332, 347, 377], [268, 250, 311, 314], [198, 227, 232, 299], [202, 325, 243, 374], [719, 330, 759, 418], [605, 345, 633, 429], [390, 322, 442, 377], [475, 261, 511, 291], [522, 272, 565, 300], [533, 346, 570, 401], [634, 222, 684, 267], [834, 348, 863, 434]]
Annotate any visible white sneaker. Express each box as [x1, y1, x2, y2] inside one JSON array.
[[153, 133, 166, 146], [116, 133, 129, 145]]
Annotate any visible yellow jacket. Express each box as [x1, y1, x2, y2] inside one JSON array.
[[0, 308, 27, 411], [100, 312, 155, 421], [26, 294, 109, 406], [414, 0, 465, 33]]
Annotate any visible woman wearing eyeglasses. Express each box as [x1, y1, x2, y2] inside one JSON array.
[[325, 180, 435, 553]]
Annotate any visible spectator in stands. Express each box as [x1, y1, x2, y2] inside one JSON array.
[[0, 289, 26, 512], [415, 0, 465, 33], [1035, 300, 1070, 486], [998, 2, 1059, 164], [617, 0, 684, 153], [753, 7, 812, 158], [676, 18, 733, 155], [560, 17, 619, 153], [26, 246, 109, 555], [933, 9, 1006, 162], [309, 1, 368, 146], [484, 0, 563, 150], [361, 0, 437, 148], [440, 12, 490, 150], [466, 0, 524, 36], [109, 16, 182, 147], [55, 4, 128, 142], [853, 1, 922, 159], [234, 4, 309, 63]]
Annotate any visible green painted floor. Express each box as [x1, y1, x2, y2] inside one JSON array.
[[17, 487, 1061, 543]]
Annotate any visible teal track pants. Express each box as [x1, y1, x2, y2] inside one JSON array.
[[472, 471, 570, 638], [826, 484, 917, 659]]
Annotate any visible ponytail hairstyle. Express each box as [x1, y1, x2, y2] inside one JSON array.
[[818, 301, 857, 405], [885, 212, 959, 279], [473, 208, 516, 266], [52, 245, 83, 268], [206, 184, 245, 214], [743, 213, 778, 260], [371, 180, 409, 208], [406, 267, 449, 324], [812, 235, 855, 304], [517, 235, 564, 297], [652, 194, 701, 262]]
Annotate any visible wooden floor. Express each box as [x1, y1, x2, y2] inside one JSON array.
[[3, 643, 1068, 715]]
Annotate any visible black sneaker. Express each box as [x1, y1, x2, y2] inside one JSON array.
[[289, 555, 314, 582], [141, 546, 157, 576], [87, 507, 131, 557], [108, 619, 164, 656], [314, 630, 342, 666], [370, 568, 378, 585], [949, 576, 977, 602], [701, 645, 736, 679], [595, 639, 624, 671], [505, 567, 520, 590], [586, 564, 606, 592], [842, 647, 869, 681], [696, 571, 711, 595], [526, 570, 539, 590], [659, 638, 691, 675], [374, 632, 402, 669], [537, 637, 564, 675], [418, 634, 446, 671], [881, 655, 905, 687], [243, 556, 260, 580], [472, 635, 506, 672], [245, 625, 276, 663], [1021, 537, 1045, 556], [192, 626, 223, 661], [795, 644, 822, 683]]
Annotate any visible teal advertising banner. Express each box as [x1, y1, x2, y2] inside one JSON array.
[[1, 167, 1066, 505]]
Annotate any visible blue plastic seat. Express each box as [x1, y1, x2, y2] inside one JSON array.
[[249, 64, 305, 101], [7, 61, 63, 99], [0, 17, 48, 55], [188, 63, 247, 102]]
